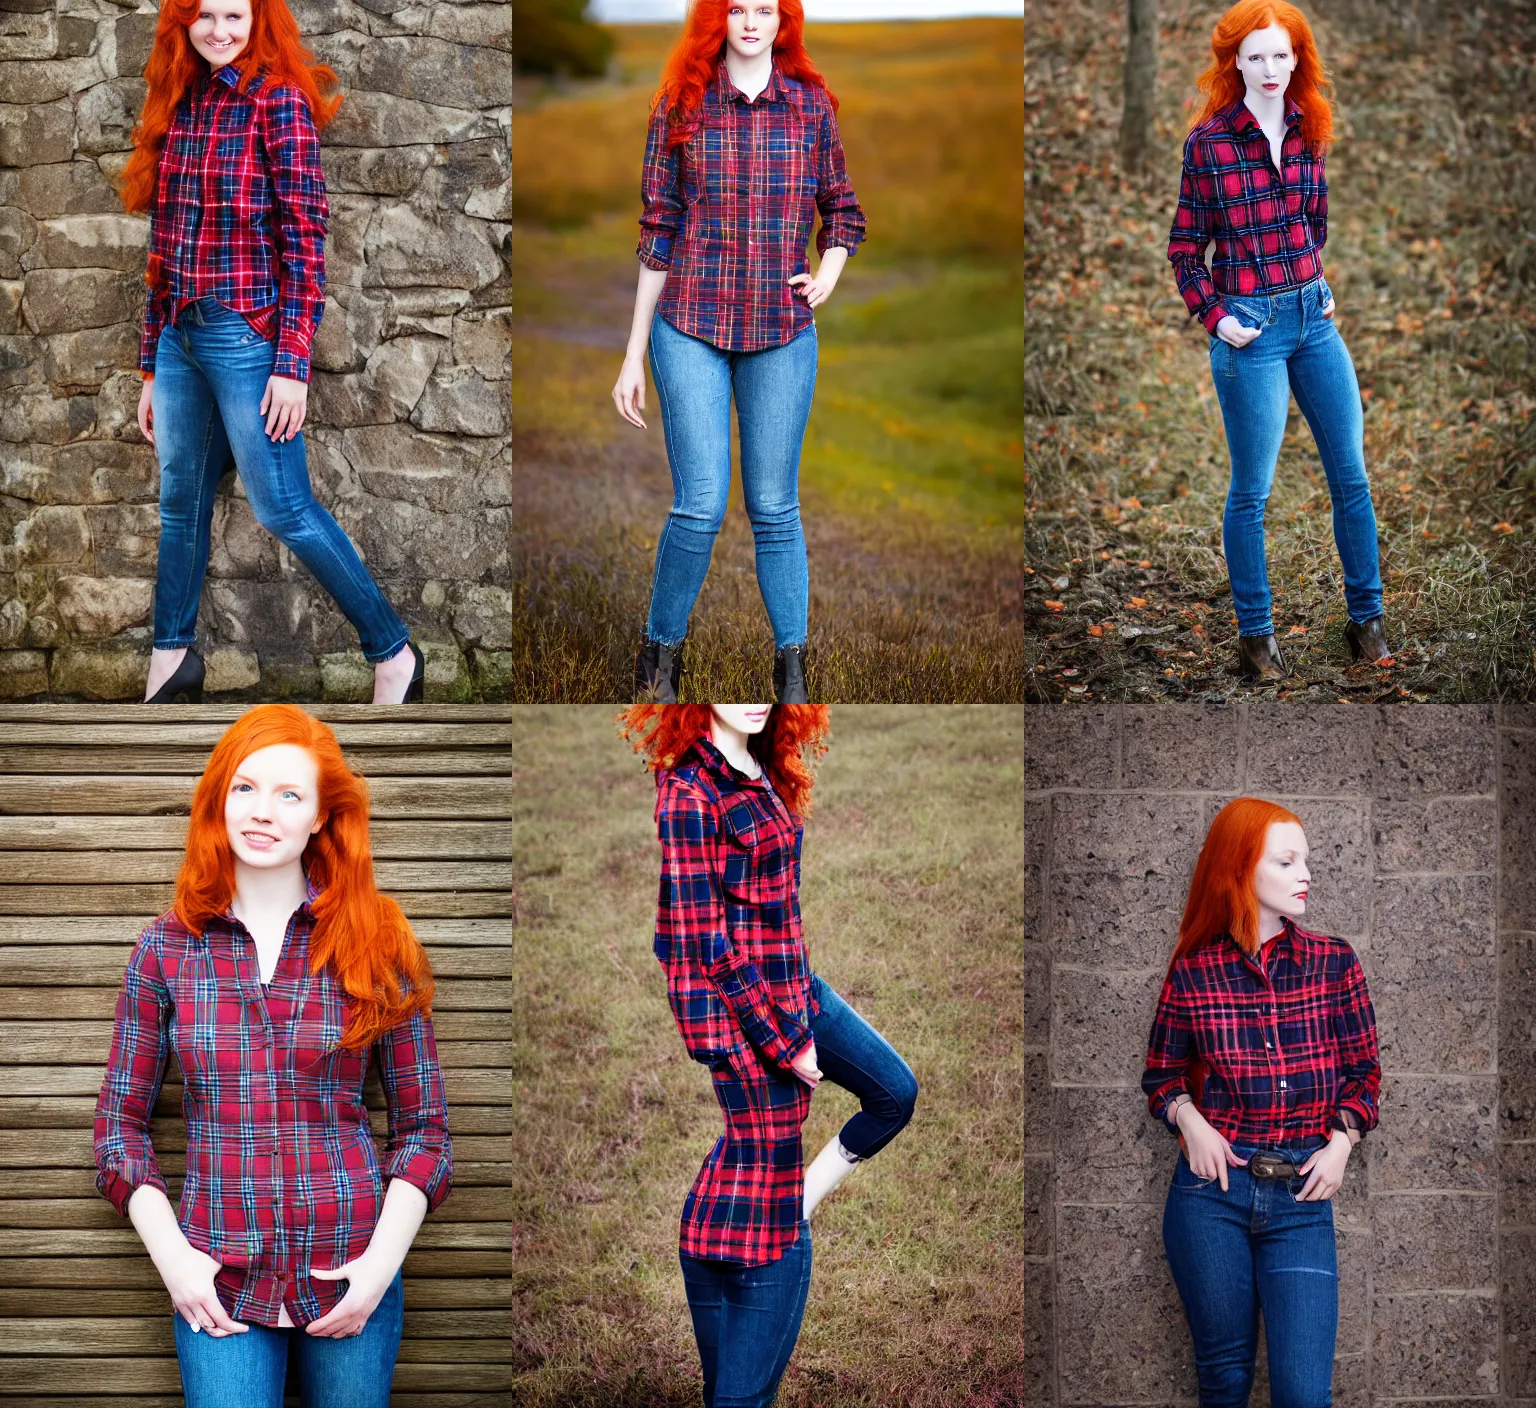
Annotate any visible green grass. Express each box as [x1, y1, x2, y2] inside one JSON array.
[[511, 706, 1024, 1406], [511, 21, 1026, 701], [1025, 0, 1535, 702]]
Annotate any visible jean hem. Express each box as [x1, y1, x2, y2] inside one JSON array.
[[361, 633, 411, 666], [152, 637, 198, 650]]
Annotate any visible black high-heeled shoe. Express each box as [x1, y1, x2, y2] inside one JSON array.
[[400, 641, 425, 703], [145, 649, 205, 704]]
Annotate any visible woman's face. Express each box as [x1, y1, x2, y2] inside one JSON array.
[[189, 0, 252, 69], [726, 2, 780, 61], [712, 705, 772, 735], [1235, 23, 1297, 102], [1253, 820, 1310, 921], [224, 744, 323, 872]]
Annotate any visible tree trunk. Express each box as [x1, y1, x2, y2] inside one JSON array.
[[1119, 0, 1159, 174]]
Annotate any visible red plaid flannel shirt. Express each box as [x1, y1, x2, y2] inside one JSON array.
[[94, 880, 452, 1327], [638, 59, 866, 352], [653, 735, 819, 1265], [1141, 917, 1380, 1148], [1168, 97, 1329, 335], [141, 60, 328, 382]]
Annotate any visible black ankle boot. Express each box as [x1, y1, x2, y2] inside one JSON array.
[[773, 644, 809, 704], [145, 649, 205, 703], [1344, 615, 1393, 664], [1236, 633, 1286, 682], [635, 637, 683, 703]]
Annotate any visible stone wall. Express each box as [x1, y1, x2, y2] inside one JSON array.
[[1024, 703, 1536, 1406], [0, 0, 511, 700]]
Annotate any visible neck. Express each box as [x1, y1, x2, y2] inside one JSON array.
[[231, 858, 309, 926], [1243, 90, 1286, 129], [1257, 908, 1287, 944], [725, 45, 774, 98], [709, 720, 759, 777]]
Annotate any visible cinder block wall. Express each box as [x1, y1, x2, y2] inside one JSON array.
[[0, 0, 511, 700], [1024, 703, 1536, 1406]]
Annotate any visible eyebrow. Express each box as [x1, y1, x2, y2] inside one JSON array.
[[230, 773, 308, 789]]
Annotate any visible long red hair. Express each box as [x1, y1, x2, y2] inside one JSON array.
[[651, 0, 837, 148], [1189, 0, 1335, 153], [1170, 796, 1303, 967], [618, 705, 830, 816], [116, 0, 342, 214], [175, 705, 433, 1050]]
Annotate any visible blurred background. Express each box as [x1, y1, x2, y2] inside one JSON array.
[[510, 3, 1025, 702]]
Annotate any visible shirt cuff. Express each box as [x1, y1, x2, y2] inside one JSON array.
[[816, 227, 861, 258], [272, 348, 310, 382], [1200, 303, 1228, 335], [385, 1150, 453, 1215], [637, 239, 671, 271], [97, 1163, 169, 1218]]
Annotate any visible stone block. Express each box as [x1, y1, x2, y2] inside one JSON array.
[[204, 648, 260, 694], [1245, 703, 1374, 794], [0, 206, 39, 280], [1335, 1228, 1369, 1355], [1023, 1049, 1048, 1155], [388, 286, 472, 339], [56, 13, 97, 58], [448, 581, 510, 649], [1369, 875, 1495, 1073], [1057, 1203, 1193, 1401], [1372, 1193, 1497, 1291], [1264, 797, 1371, 939], [81, 502, 158, 575], [0, 598, 24, 648], [205, 493, 276, 580], [1504, 1140, 1536, 1228], [1373, 797, 1497, 875], [1025, 795, 1047, 943], [27, 213, 148, 273], [451, 306, 510, 381], [1052, 966, 1161, 1087], [0, 98, 74, 166], [1024, 1154, 1051, 1256], [0, 649, 48, 698], [1053, 1084, 1169, 1206], [50, 640, 147, 699], [1502, 726, 1536, 932], [0, 57, 102, 105], [410, 367, 507, 437], [1024, 704, 1118, 790], [0, 389, 72, 446], [1372, 1074, 1496, 1191], [22, 267, 132, 333], [1502, 932, 1536, 1141], [319, 143, 433, 198], [12, 504, 89, 565], [5, 159, 120, 218], [1330, 1352, 1368, 1408], [1024, 942, 1048, 1050], [355, 37, 507, 110], [113, 9, 158, 76], [310, 335, 441, 427], [0, 278, 21, 334], [324, 91, 499, 148], [1049, 869, 1185, 970], [1121, 703, 1241, 790], [1373, 703, 1497, 798], [337, 499, 504, 582], [310, 288, 389, 374], [363, 206, 502, 291], [427, 2, 510, 48], [43, 321, 138, 392], [52, 574, 151, 637], [1049, 792, 1206, 877], [76, 78, 146, 156], [1023, 1255, 1054, 1403], [89, 371, 151, 449], [1370, 1290, 1499, 1397], [431, 134, 510, 215], [467, 649, 510, 700], [1508, 1231, 1536, 1395]]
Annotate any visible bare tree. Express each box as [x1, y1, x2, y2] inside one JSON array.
[[1120, 0, 1159, 174]]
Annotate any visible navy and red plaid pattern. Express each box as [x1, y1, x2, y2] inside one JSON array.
[[654, 734, 819, 1264], [1168, 98, 1329, 335], [1141, 917, 1379, 1147], [638, 59, 865, 352], [94, 881, 452, 1328], [141, 61, 328, 382]]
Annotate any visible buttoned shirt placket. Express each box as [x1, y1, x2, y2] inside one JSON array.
[[1241, 935, 1290, 1142]]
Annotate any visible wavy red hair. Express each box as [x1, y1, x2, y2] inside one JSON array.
[[116, 0, 342, 215], [175, 705, 433, 1050], [617, 705, 830, 816], [1189, 0, 1335, 153], [1170, 796, 1304, 968], [651, 0, 837, 148]]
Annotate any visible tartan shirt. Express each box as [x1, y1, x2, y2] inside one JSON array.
[[638, 59, 866, 352], [140, 59, 328, 382], [1141, 917, 1379, 1148], [94, 879, 453, 1328], [1168, 97, 1329, 335], [653, 734, 820, 1265]]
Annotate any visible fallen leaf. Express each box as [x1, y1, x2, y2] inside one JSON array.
[[1061, 668, 1080, 677], [1051, 574, 1070, 589], [1045, 600, 1065, 611], [1137, 560, 1151, 568], [1087, 624, 1104, 636], [1494, 522, 1515, 533], [1129, 596, 1148, 608], [1286, 625, 1308, 636]]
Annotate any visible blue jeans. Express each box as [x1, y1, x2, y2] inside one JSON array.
[[646, 313, 817, 649], [150, 297, 410, 662], [809, 972, 919, 1159], [171, 1268, 404, 1408], [1209, 275, 1384, 637], [1162, 1137, 1339, 1407], [681, 1218, 813, 1408]]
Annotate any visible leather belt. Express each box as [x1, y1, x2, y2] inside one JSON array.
[[1247, 1152, 1302, 1180]]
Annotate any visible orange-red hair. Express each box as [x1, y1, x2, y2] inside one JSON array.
[[1170, 796, 1304, 967], [651, 0, 837, 148], [175, 705, 433, 1050], [1189, 0, 1335, 153], [617, 705, 830, 816], [116, 0, 342, 214]]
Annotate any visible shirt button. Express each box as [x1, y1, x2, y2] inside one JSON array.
[[1279, 1080, 1288, 1088]]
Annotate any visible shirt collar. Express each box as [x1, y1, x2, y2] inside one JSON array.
[[217, 871, 323, 929], [690, 733, 768, 788], [1225, 95, 1303, 135], [714, 56, 792, 106]]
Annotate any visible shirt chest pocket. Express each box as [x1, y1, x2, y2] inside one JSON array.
[[292, 1005, 368, 1087], [720, 800, 794, 913]]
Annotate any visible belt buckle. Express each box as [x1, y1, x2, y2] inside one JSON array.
[[1250, 1153, 1294, 1180]]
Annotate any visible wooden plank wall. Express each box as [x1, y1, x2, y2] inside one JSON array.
[[0, 706, 512, 1407]]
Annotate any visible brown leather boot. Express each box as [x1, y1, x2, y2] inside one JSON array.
[[634, 637, 683, 702], [1344, 616, 1393, 664], [1236, 633, 1287, 681]]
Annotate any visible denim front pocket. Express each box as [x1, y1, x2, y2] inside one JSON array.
[[1172, 1155, 1219, 1191]]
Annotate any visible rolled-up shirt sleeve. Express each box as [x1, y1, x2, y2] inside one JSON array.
[[813, 97, 865, 257], [94, 927, 173, 1216], [1331, 948, 1380, 1137], [1142, 965, 1196, 1134], [1168, 132, 1227, 335], [375, 1008, 454, 1213], [638, 102, 683, 271]]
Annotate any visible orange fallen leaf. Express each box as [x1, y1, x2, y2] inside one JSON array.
[[1286, 625, 1308, 636], [1137, 559, 1151, 568], [1494, 522, 1515, 533], [1045, 600, 1065, 611], [1128, 596, 1148, 608], [1087, 624, 1104, 636]]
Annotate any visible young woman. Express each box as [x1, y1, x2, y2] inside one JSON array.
[[1141, 797, 1380, 1404], [93, 705, 452, 1407], [612, 0, 866, 705], [619, 703, 918, 1408], [118, 0, 423, 704], [1169, 0, 1390, 681]]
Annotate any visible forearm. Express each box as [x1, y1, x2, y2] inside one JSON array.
[[359, 1177, 429, 1275], [624, 265, 669, 363], [127, 1182, 191, 1268], [817, 246, 849, 282]]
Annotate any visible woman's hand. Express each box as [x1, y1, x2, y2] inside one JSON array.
[[789, 1039, 822, 1090], [137, 376, 155, 446], [1215, 314, 1262, 349], [260, 374, 307, 442], [613, 354, 648, 430], [307, 1252, 394, 1338], [1295, 1131, 1351, 1200], [788, 246, 849, 311], [1322, 296, 1336, 319], [1177, 1103, 1248, 1190], [155, 1241, 248, 1337]]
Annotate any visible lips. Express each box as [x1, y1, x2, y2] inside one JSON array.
[[242, 831, 279, 849]]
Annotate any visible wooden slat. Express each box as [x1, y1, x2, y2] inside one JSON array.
[[0, 746, 511, 776], [0, 817, 511, 856], [0, 777, 509, 818], [0, 853, 510, 889], [0, 915, 509, 946], [0, 1276, 511, 1318], [0, 722, 510, 747], [0, 887, 510, 918], [0, 1355, 512, 1392], [0, 945, 510, 985]]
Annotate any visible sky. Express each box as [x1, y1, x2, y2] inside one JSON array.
[[589, 1, 1023, 19]]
